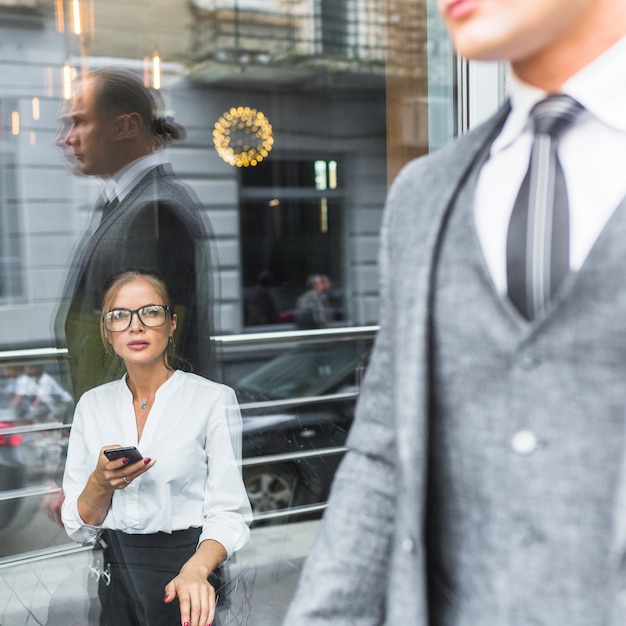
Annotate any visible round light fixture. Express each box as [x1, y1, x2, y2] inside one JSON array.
[[213, 106, 274, 167]]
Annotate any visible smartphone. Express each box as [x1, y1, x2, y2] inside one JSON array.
[[104, 446, 143, 463]]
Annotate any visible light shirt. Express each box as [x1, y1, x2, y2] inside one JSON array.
[[474, 35, 626, 294], [103, 151, 168, 203], [14, 372, 38, 396], [61, 371, 252, 558], [35, 372, 73, 405]]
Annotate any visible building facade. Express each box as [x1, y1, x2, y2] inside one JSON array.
[[0, 0, 457, 345]]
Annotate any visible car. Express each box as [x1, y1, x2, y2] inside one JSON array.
[[233, 339, 372, 521]]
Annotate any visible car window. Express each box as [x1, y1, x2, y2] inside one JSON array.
[[234, 342, 367, 400]]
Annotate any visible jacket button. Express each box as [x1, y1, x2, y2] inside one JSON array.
[[511, 430, 537, 455], [401, 538, 415, 553]]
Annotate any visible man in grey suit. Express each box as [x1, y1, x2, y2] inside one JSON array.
[[56, 68, 215, 399], [285, 0, 626, 624]]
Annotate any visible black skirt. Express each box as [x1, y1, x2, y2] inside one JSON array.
[[98, 527, 221, 626]]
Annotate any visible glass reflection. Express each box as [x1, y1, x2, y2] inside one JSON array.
[[0, 0, 454, 623]]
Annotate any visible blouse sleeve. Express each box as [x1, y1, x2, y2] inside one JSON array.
[[199, 385, 252, 558], [61, 397, 102, 544]]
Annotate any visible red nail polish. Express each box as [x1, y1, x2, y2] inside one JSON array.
[[143, 457, 151, 465], [184, 622, 189, 626], [121, 458, 129, 465]]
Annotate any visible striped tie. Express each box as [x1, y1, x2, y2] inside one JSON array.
[[506, 94, 584, 320]]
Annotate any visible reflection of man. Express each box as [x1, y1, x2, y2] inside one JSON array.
[[294, 274, 332, 329], [286, 0, 626, 624], [53, 98, 83, 176], [55, 67, 215, 399]]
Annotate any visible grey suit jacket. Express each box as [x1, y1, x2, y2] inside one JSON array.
[[56, 164, 215, 399], [284, 102, 626, 624], [284, 105, 626, 626], [281, 105, 508, 625]]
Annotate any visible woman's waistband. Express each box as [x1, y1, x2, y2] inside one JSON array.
[[100, 527, 201, 549]]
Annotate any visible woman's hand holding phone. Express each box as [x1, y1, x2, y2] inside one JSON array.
[[100, 445, 156, 489], [77, 446, 156, 526], [104, 446, 143, 463]]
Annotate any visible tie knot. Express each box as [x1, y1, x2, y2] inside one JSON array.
[[100, 195, 119, 222], [530, 94, 584, 139]]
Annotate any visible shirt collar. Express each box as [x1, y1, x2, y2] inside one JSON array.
[[105, 151, 168, 203], [492, 34, 626, 154], [564, 34, 626, 132]]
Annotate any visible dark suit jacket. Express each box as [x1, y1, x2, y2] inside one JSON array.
[[56, 164, 215, 399]]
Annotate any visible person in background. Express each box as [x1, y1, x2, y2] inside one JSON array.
[[55, 66, 215, 400], [24, 365, 74, 422], [284, 0, 626, 624], [62, 271, 251, 626], [294, 274, 332, 329], [5, 366, 38, 418], [319, 274, 340, 322]]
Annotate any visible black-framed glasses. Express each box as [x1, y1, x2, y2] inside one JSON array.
[[103, 304, 171, 332]]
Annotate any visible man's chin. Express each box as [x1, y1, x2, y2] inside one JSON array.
[[66, 159, 84, 177], [77, 162, 96, 176]]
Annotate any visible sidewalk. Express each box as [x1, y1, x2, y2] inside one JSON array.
[[225, 519, 319, 625]]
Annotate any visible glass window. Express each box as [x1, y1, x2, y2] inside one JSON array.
[[0, 0, 458, 623], [240, 157, 345, 326]]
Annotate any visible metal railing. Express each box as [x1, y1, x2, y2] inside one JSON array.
[[0, 326, 377, 360], [0, 326, 377, 565]]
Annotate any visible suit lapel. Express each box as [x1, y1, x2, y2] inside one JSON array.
[[395, 102, 512, 471], [382, 104, 512, 625], [75, 165, 164, 272]]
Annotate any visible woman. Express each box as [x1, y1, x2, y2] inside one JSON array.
[[61, 271, 251, 626]]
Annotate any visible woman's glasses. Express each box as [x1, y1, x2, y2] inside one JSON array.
[[103, 304, 171, 332]]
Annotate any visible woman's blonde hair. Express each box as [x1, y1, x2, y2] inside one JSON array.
[[100, 270, 177, 368]]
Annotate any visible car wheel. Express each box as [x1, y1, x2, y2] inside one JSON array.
[[244, 464, 295, 515]]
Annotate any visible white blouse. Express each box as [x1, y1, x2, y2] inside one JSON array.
[[61, 370, 252, 558]]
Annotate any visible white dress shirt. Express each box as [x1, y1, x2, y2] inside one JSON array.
[[62, 371, 252, 558], [474, 35, 626, 294], [103, 151, 168, 203]]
